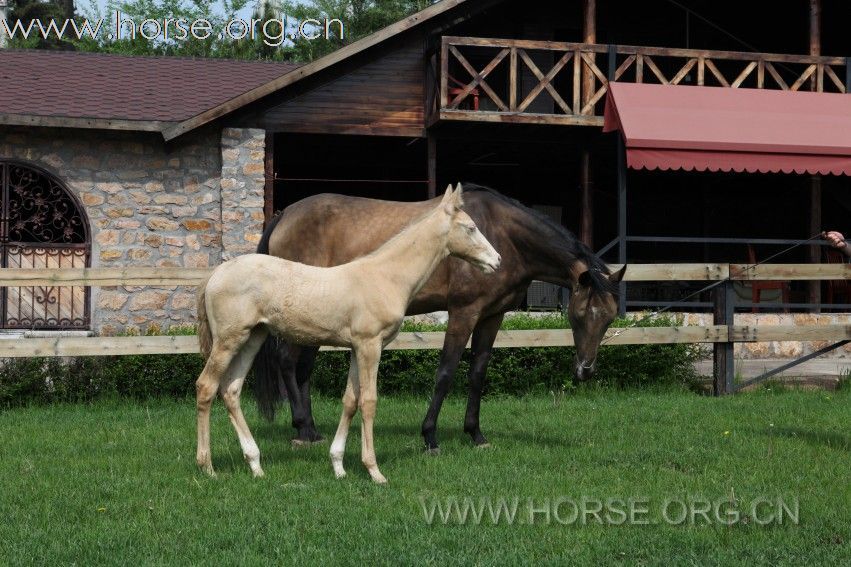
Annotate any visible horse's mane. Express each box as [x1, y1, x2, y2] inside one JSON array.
[[461, 183, 616, 295]]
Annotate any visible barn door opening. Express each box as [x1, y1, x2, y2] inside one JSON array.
[[0, 161, 91, 330]]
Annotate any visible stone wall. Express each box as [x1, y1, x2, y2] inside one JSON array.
[[674, 312, 851, 360], [220, 128, 266, 260], [0, 125, 266, 335]]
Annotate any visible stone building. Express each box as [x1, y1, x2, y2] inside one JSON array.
[[0, 51, 296, 334]]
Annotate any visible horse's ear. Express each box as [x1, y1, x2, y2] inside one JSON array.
[[441, 184, 454, 213], [609, 265, 627, 283], [576, 270, 593, 288], [453, 183, 465, 209]]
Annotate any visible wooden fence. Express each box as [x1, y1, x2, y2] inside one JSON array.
[[1, 264, 850, 394]]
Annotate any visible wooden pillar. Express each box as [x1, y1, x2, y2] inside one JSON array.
[[263, 131, 275, 227], [579, 0, 596, 248], [713, 280, 736, 395], [579, 151, 593, 247], [427, 135, 437, 199], [808, 0, 822, 311], [617, 136, 627, 316], [581, 0, 596, 110]]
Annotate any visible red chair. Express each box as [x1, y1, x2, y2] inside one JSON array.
[[447, 75, 480, 110], [823, 248, 850, 309], [747, 244, 790, 313]]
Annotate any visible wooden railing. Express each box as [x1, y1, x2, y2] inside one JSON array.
[[1, 264, 849, 394], [429, 36, 851, 127]]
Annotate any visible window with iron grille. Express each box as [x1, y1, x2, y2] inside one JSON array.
[[0, 161, 91, 329]]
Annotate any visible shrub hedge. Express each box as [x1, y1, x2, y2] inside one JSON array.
[[0, 314, 703, 408]]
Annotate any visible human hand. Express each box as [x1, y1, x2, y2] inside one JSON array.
[[824, 230, 847, 249]]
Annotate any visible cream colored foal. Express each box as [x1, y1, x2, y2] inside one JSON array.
[[195, 185, 500, 482]]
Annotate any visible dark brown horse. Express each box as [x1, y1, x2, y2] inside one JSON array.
[[252, 184, 626, 451]]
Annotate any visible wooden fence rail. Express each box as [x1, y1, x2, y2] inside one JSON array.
[[1, 263, 849, 286], [1, 264, 849, 395]]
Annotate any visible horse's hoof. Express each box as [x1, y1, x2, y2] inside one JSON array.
[[424, 446, 441, 456], [475, 442, 492, 450], [198, 463, 216, 477], [370, 472, 388, 484], [292, 436, 326, 448]]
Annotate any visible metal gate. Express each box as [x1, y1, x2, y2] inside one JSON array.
[[0, 161, 90, 329]]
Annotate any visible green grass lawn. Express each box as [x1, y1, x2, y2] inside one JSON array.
[[0, 389, 848, 565]]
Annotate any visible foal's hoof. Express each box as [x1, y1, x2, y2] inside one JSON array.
[[370, 472, 388, 485], [198, 461, 216, 477], [334, 470, 347, 479]]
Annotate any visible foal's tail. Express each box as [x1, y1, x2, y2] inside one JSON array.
[[196, 276, 213, 361]]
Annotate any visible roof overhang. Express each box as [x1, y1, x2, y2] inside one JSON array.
[[0, 113, 172, 133], [603, 82, 851, 176], [162, 0, 495, 141]]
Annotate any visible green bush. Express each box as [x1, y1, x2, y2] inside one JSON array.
[[0, 314, 702, 408], [310, 314, 702, 396]]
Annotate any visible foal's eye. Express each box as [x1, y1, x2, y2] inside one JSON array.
[[466, 226, 476, 233]]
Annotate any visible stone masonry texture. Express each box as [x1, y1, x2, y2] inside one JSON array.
[[0, 125, 266, 335]]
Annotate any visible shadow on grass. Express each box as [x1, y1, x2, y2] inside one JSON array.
[[766, 427, 849, 452]]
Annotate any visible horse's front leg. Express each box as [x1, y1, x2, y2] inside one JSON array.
[[356, 340, 386, 484], [464, 313, 504, 447], [421, 312, 477, 453], [330, 352, 359, 478]]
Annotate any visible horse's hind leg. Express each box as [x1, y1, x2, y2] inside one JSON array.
[[330, 352, 359, 479], [221, 326, 269, 478], [295, 346, 323, 443], [197, 344, 237, 476]]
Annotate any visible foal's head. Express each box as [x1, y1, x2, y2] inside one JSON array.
[[567, 266, 627, 382], [440, 184, 501, 274]]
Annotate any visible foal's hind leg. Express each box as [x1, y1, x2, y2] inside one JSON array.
[[330, 352, 359, 479], [197, 344, 239, 476], [221, 327, 269, 478]]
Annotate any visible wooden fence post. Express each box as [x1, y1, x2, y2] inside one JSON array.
[[713, 278, 735, 395]]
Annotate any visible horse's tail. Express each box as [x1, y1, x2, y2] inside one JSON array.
[[196, 276, 213, 361], [252, 211, 288, 421]]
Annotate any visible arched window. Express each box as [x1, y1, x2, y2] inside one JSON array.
[[0, 161, 91, 329]]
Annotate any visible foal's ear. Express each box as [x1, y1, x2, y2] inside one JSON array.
[[441, 184, 453, 202], [453, 183, 465, 209]]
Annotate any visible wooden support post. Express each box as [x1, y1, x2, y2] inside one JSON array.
[[809, 0, 822, 310], [427, 135, 437, 199], [263, 131, 275, 226], [579, 150, 593, 247], [581, 0, 596, 110], [809, 175, 822, 311], [713, 279, 735, 395], [617, 136, 627, 316]]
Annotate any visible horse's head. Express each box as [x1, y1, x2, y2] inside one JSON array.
[[567, 265, 627, 381], [441, 184, 501, 274]]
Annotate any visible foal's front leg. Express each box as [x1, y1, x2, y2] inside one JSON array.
[[356, 340, 385, 484], [330, 353, 359, 478]]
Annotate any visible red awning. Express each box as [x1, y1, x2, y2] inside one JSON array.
[[603, 82, 851, 176]]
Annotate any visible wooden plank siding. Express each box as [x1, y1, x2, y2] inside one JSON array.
[[261, 40, 426, 137]]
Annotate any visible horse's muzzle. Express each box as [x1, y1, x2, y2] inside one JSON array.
[[574, 358, 597, 382], [477, 254, 501, 274]]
